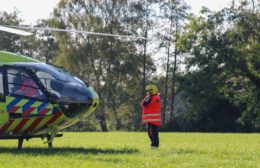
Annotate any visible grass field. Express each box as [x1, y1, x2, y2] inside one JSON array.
[[0, 132, 259, 168]]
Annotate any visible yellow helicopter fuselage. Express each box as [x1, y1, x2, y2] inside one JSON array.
[[0, 51, 99, 142]]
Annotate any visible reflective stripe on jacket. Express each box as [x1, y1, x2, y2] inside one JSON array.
[[141, 94, 162, 126]]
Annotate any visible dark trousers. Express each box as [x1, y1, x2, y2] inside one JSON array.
[[147, 123, 159, 147]]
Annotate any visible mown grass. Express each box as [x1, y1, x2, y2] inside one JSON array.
[[0, 132, 259, 168]]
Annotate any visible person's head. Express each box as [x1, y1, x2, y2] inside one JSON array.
[[21, 75, 29, 84], [145, 84, 158, 95]]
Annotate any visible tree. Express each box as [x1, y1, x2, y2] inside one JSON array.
[[49, 0, 153, 131], [127, 0, 158, 95], [177, 0, 260, 132], [159, 0, 190, 124], [0, 11, 22, 52]]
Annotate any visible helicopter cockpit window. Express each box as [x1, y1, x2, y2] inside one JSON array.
[[7, 69, 46, 99], [14, 63, 92, 103], [34, 65, 90, 103], [35, 71, 61, 99]]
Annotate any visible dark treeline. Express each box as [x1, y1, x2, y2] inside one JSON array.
[[0, 0, 259, 132]]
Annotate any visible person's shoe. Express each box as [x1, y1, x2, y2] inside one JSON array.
[[151, 146, 158, 149]]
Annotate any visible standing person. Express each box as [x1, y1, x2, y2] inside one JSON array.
[[140, 84, 162, 148]]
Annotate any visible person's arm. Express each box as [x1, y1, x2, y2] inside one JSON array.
[[142, 96, 152, 107]]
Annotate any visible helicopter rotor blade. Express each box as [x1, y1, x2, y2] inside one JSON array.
[[0, 25, 148, 40], [0, 25, 32, 36]]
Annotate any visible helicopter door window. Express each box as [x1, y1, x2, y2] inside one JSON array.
[[7, 69, 46, 100], [36, 71, 61, 98]]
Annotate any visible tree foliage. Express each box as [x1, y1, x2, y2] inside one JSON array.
[[49, 0, 156, 131], [0, 11, 22, 52], [176, 0, 260, 132]]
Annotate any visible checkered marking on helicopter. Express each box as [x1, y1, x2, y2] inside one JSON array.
[[0, 107, 64, 135], [6, 96, 52, 116]]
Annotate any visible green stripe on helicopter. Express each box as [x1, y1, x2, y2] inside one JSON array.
[[31, 116, 52, 132], [0, 51, 39, 64], [4, 119, 21, 133], [19, 117, 38, 133]]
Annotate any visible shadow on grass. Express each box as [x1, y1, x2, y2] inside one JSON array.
[[174, 148, 206, 155], [0, 147, 139, 155], [160, 148, 209, 156]]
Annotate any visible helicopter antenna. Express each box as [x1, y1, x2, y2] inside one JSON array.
[[0, 25, 148, 40]]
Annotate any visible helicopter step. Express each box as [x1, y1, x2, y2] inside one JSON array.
[[0, 133, 63, 149]]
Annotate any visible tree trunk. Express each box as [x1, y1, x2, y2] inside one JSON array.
[[163, 40, 171, 125], [142, 2, 149, 95], [162, 16, 174, 125], [142, 26, 148, 95], [170, 18, 178, 121], [100, 118, 109, 132], [143, 40, 147, 91], [170, 53, 177, 121]]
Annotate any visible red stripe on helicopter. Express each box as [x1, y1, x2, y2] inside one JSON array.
[[13, 118, 29, 134], [23, 107, 36, 116], [26, 117, 44, 132], [39, 108, 51, 115], [40, 111, 63, 130], [0, 120, 14, 134], [7, 106, 21, 113]]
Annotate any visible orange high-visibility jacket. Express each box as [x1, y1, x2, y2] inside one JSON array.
[[141, 94, 162, 126], [18, 81, 37, 97]]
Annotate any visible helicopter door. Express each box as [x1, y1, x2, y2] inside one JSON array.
[[5, 67, 53, 118], [0, 69, 8, 126]]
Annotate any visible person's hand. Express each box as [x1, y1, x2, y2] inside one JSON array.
[[146, 91, 151, 97], [15, 90, 23, 95]]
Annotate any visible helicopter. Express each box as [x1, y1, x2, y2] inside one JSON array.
[[0, 25, 147, 149]]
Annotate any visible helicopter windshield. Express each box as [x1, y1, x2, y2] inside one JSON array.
[[15, 63, 92, 104]]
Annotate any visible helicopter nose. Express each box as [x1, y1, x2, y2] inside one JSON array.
[[87, 86, 99, 113], [57, 85, 99, 119], [78, 86, 99, 118]]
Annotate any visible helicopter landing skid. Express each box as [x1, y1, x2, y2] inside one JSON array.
[[0, 134, 63, 149]]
